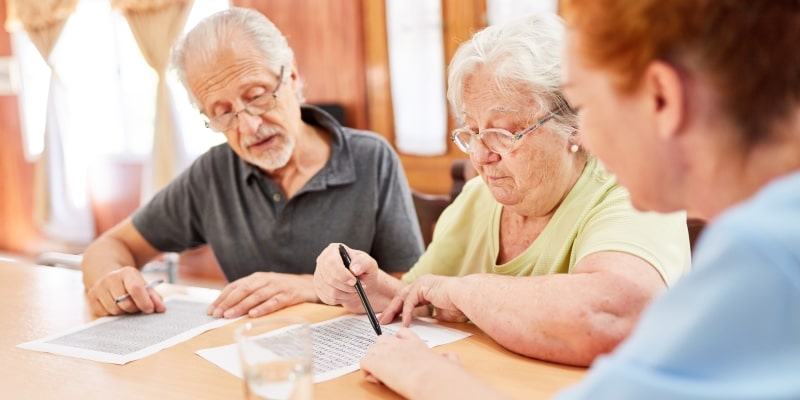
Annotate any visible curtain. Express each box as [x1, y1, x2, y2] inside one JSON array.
[[5, 0, 95, 244], [111, 0, 194, 202]]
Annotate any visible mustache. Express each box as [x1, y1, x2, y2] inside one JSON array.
[[242, 126, 282, 147]]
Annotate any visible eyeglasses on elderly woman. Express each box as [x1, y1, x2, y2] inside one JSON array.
[[451, 112, 558, 154]]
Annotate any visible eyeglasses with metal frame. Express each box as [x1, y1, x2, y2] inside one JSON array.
[[203, 65, 285, 132], [451, 112, 558, 154]]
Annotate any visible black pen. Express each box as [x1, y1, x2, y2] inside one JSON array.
[[338, 244, 382, 335]]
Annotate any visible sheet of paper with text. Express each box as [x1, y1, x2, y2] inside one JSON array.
[[18, 295, 239, 365], [196, 314, 472, 383]]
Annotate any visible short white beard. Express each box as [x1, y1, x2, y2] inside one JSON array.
[[242, 126, 296, 172]]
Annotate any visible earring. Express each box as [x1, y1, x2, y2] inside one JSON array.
[[570, 143, 579, 153]]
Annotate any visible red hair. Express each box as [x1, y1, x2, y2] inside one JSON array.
[[560, 0, 800, 142]]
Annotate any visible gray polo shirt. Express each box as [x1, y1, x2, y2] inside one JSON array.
[[133, 105, 424, 281]]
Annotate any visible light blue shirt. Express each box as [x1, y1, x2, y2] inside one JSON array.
[[556, 170, 800, 400]]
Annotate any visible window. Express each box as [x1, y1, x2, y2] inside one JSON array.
[[11, 0, 230, 242], [13, 0, 229, 163]]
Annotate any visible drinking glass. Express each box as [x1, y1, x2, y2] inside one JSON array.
[[235, 317, 313, 400]]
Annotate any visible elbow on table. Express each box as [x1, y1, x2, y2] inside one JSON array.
[[567, 316, 634, 366], [570, 306, 644, 365], [499, 312, 637, 367]]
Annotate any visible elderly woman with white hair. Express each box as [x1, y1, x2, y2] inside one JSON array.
[[314, 13, 690, 367]]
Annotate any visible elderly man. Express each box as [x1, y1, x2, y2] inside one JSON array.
[[81, 7, 423, 319]]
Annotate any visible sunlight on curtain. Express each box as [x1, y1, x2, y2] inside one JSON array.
[[10, 0, 228, 244], [11, 31, 50, 160], [112, 0, 195, 202], [5, 0, 94, 243], [12, 0, 229, 161]]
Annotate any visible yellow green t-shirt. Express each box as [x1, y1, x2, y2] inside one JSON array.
[[402, 157, 691, 285]]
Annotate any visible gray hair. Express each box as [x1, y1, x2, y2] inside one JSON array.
[[447, 13, 577, 138], [170, 7, 305, 106]]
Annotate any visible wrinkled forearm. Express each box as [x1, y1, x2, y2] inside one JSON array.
[[449, 273, 657, 366]]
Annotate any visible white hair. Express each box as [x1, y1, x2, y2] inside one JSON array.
[[447, 13, 577, 138], [170, 7, 305, 105]]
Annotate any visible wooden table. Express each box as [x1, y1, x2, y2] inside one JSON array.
[[0, 261, 585, 399]]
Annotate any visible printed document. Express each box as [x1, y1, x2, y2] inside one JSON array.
[[196, 314, 471, 383], [18, 296, 238, 365]]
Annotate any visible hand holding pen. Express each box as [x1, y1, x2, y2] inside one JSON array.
[[84, 266, 166, 317], [115, 278, 165, 304], [338, 244, 382, 336]]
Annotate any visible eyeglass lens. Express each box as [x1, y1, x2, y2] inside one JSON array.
[[205, 66, 284, 132], [453, 129, 515, 154]]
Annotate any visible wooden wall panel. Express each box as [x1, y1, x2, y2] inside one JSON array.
[[362, 0, 394, 145], [234, 0, 368, 130]]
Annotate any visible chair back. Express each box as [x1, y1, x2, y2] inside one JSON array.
[[412, 159, 472, 247], [687, 217, 706, 252]]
